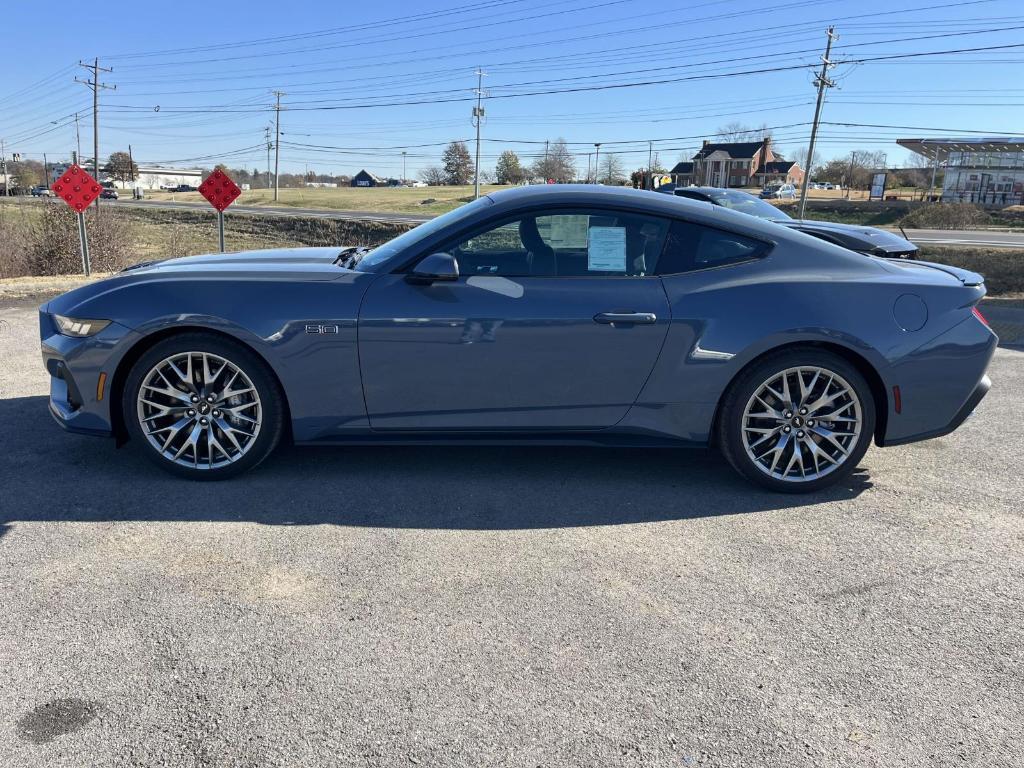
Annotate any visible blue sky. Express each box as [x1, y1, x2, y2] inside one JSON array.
[[3, 0, 1023, 177]]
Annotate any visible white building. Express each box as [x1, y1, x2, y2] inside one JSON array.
[[898, 137, 1024, 205], [127, 166, 203, 191]]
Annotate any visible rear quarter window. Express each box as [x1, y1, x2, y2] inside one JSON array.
[[656, 220, 771, 275]]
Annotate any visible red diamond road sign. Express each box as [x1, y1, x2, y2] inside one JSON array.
[[53, 164, 102, 212], [199, 169, 242, 212]]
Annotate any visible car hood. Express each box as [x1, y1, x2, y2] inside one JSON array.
[[121, 246, 350, 276], [783, 219, 917, 255], [42, 247, 358, 318]]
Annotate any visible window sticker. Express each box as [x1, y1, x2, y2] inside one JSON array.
[[587, 226, 627, 272], [537, 215, 589, 249]]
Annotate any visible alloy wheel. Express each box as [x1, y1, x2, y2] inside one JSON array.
[[741, 365, 862, 483], [136, 351, 262, 469]]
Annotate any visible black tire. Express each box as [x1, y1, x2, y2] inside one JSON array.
[[123, 332, 286, 480], [717, 349, 876, 493]]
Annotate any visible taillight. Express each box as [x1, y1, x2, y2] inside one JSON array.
[[972, 307, 990, 328]]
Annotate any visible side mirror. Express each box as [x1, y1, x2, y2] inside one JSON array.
[[408, 252, 459, 284]]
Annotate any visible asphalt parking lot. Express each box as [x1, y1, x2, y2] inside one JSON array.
[[2, 295, 1022, 767]]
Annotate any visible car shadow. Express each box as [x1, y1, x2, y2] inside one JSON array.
[[3, 395, 872, 539]]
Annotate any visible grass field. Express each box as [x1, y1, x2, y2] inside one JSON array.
[[145, 185, 507, 215]]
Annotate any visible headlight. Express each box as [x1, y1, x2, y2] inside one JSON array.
[[53, 314, 111, 338]]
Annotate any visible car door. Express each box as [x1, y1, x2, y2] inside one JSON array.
[[357, 208, 672, 431]]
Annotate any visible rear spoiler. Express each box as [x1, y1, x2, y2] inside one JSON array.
[[888, 258, 984, 286]]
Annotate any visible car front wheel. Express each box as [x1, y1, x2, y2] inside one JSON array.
[[717, 350, 876, 493], [123, 333, 285, 479]]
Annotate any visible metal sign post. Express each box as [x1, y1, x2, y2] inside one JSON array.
[[199, 169, 241, 252], [52, 164, 102, 276], [77, 212, 91, 276]]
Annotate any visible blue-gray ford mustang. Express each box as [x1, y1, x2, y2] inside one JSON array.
[[39, 185, 996, 492]]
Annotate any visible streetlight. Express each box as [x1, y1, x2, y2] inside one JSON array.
[[594, 143, 602, 184]]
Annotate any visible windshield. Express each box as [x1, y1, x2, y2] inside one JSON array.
[[706, 189, 791, 221], [355, 196, 494, 271]]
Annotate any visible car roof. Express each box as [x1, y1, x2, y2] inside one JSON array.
[[482, 183, 797, 243]]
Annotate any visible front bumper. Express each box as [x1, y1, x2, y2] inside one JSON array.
[[39, 309, 137, 438]]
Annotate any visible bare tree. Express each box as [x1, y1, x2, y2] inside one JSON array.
[[599, 153, 626, 185], [715, 122, 773, 142], [532, 138, 576, 183], [419, 166, 447, 186]]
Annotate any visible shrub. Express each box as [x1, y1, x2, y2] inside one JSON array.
[[0, 206, 35, 278], [29, 202, 138, 275], [900, 203, 992, 230]]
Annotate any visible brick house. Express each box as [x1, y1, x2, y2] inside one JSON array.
[[669, 137, 803, 188]]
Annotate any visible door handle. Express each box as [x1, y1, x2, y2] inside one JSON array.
[[593, 311, 657, 325]]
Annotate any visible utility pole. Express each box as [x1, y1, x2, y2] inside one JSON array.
[[43, 152, 50, 190], [76, 58, 115, 208], [1, 138, 7, 197], [272, 91, 285, 202], [594, 143, 602, 184], [845, 150, 858, 200], [264, 125, 273, 189], [128, 144, 135, 182], [402, 150, 407, 184], [797, 26, 836, 219], [472, 68, 487, 199], [647, 140, 654, 190]]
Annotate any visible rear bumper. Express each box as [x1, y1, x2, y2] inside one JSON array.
[[882, 374, 990, 447], [878, 313, 997, 447]]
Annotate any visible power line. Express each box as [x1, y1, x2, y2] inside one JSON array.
[[75, 58, 115, 203]]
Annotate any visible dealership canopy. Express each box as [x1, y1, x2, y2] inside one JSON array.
[[897, 137, 1024, 160]]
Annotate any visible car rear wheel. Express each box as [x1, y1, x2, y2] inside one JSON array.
[[717, 350, 876, 493], [123, 333, 285, 479]]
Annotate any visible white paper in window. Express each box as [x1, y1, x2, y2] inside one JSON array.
[[587, 226, 627, 272], [537, 215, 589, 249]]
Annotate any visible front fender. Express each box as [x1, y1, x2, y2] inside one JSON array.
[[51, 273, 378, 442]]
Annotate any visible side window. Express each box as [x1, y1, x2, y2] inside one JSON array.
[[445, 210, 670, 277], [656, 220, 769, 275]]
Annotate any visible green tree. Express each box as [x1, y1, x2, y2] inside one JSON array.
[[495, 150, 525, 184], [441, 141, 474, 185], [10, 159, 43, 189], [103, 151, 138, 183]]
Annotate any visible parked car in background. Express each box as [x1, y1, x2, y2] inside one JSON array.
[[40, 185, 991, 492], [660, 186, 919, 258], [174, 184, 197, 192], [761, 183, 797, 199], [100, 188, 119, 200], [30, 186, 54, 197]]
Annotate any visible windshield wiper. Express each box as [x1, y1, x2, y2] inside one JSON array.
[[335, 246, 370, 269]]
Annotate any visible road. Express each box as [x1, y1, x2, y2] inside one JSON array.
[[891, 228, 1024, 249], [2, 293, 1022, 767], [110, 199, 1024, 248]]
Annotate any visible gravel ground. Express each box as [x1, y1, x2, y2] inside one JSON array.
[[1, 295, 1022, 768]]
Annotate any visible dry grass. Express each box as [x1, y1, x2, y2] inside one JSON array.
[[144, 185, 507, 215], [917, 246, 1024, 295]]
